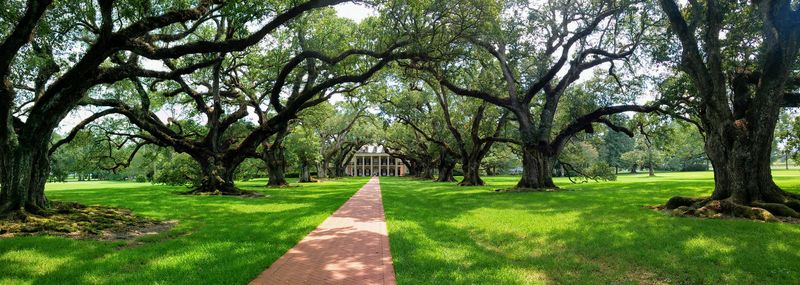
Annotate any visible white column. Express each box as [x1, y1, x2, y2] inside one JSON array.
[[378, 155, 382, 176]]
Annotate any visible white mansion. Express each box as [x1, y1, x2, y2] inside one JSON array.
[[346, 145, 405, 176]]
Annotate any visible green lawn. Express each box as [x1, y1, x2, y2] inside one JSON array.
[[5, 172, 800, 285], [0, 177, 369, 285], [381, 170, 800, 285]]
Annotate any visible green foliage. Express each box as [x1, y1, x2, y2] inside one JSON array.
[[50, 120, 146, 181], [285, 124, 322, 171], [481, 144, 519, 175], [661, 123, 707, 171], [234, 158, 266, 181], [151, 151, 200, 186], [775, 111, 800, 165], [598, 127, 635, 170], [560, 140, 617, 181], [48, 157, 70, 183]]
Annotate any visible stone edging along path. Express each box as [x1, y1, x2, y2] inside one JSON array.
[[250, 177, 396, 285]]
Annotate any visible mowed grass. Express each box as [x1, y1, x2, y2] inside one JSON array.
[[0, 177, 369, 285], [381, 170, 800, 285]]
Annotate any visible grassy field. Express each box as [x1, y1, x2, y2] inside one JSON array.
[[4, 171, 800, 285], [381, 170, 800, 285], [0, 177, 369, 285]]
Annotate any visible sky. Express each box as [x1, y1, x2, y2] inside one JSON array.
[[334, 2, 375, 23]]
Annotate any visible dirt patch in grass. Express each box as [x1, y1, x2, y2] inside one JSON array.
[[265, 184, 299, 189], [492, 187, 571, 193], [0, 201, 177, 240], [114, 228, 190, 250], [180, 189, 269, 199], [624, 268, 672, 285], [580, 255, 671, 285]]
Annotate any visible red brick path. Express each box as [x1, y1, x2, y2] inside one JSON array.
[[250, 177, 396, 285]]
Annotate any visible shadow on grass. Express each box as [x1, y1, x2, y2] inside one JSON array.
[[380, 173, 800, 285], [0, 177, 370, 285]]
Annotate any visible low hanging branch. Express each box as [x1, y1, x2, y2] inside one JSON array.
[[551, 103, 663, 153], [49, 109, 120, 155], [558, 160, 605, 184]]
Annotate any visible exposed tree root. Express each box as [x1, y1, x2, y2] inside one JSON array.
[[183, 185, 265, 198], [652, 196, 800, 223], [434, 178, 457, 183], [0, 209, 30, 222], [458, 181, 485, 186], [297, 177, 318, 183], [0, 201, 176, 240], [266, 178, 290, 188]]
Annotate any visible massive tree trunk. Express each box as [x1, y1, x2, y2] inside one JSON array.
[[516, 145, 557, 189], [512, 106, 559, 189], [298, 164, 315, 183], [264, 144, 288, 187], [681, 96, 800, 215], [416, 161, 434, 180], [658, 0, 800, 220], [261, 124, 290, 187], [400, 159, 416, 176], [705, 124, 784, 202], [435, 162, 456, 182], [190, 156, 243, 195], [0, 136, 51, 218], [334, 164, 346, 177], [667, 113, 800, 220], [434, 152, 456, 182], [333, 151, 355, 177], [333, 156, 350, 177], [318, 159, 329, 179], [459, 156, 484, 186]]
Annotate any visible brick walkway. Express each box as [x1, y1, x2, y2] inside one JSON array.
[[250, 177, 396, 285]]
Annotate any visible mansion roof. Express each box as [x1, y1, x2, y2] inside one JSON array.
[[356, 144, 386, 154]]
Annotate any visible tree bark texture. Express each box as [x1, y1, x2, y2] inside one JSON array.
[[0, 135, 51, 218], [659, 0, 800, 219], [298, 164, 315, 183], [264, 144, 288, 187], [188, 155, 244, 195], [435, 155, 457, 183], [515, 145, 557, 189], [459, 157, 484, 186]]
